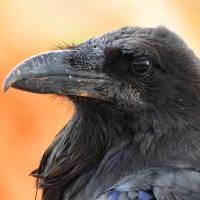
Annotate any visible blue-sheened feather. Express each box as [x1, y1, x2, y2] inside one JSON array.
[[108, 190, 121, 200], [107, 190, 154, 200], [138, 191, 154, 200]]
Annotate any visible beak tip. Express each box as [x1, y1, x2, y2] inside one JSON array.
[[2, 79, 11, 93], [2, 72, 20, 93]]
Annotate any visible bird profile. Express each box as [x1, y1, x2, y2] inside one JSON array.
[[3, 26, 200, 200]]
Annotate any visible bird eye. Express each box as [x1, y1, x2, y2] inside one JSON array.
[[132, 58, 152, 75]]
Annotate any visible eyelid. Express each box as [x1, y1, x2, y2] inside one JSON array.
[[134, 58, 150, 62], [133, 57, 152, 65]]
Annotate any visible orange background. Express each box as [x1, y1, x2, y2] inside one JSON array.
[[1, 0, 200, 199]]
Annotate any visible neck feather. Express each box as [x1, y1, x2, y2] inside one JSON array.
[[32, 105, 129, 193]]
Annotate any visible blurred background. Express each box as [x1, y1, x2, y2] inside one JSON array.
[[0, 0, 200, 199]]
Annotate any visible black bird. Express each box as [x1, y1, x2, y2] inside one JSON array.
[[3, 26, 200, 200]]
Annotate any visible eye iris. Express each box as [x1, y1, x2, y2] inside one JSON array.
[[133, 59, 151, 75]]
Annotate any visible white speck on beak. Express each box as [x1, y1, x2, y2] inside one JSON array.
[[16, 69, 20, 75]]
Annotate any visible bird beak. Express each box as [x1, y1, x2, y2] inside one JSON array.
[[3, 50, 112, 100]]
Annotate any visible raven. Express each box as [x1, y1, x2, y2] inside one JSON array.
[[3, 26, 200, 200]]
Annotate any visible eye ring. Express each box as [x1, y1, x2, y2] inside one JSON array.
[[132, 58, 152, 75]]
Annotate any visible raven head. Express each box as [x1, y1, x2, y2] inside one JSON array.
[[3, 26, 200, 117], [4, 27, 200, 199]]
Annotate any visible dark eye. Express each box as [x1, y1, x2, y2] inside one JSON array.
[[132, 58, 152, 75]]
